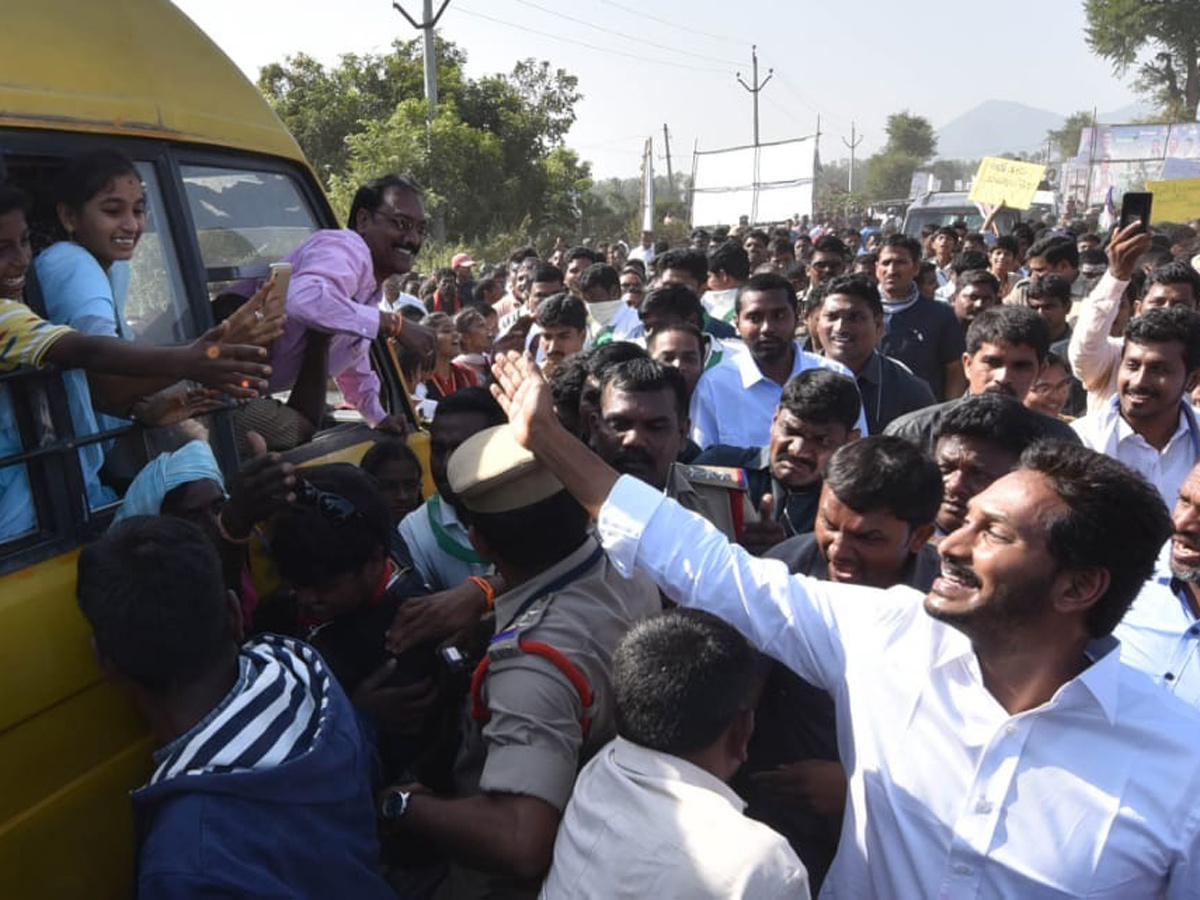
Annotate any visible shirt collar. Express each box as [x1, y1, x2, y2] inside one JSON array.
[[609, 737, 746, 812], [492, 534, 600, 622], [931, 625, 1122, 725], [734, 340, 799, 389], [1114, 398, 1191, 449]]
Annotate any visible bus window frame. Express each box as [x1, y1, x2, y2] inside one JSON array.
[[0, 133, 366, 576]]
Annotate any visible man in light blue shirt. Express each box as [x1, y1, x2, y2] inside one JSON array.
[[690, 273, 866, 449], [1117, 460, 1200, 706]]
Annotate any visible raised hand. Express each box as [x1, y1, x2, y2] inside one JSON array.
[[183, 324, 272, 397], [490, 351, 555, 449]]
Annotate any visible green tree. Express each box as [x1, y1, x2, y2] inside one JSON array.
[[863, 151, 923, 201], [883, 111, 937, 161], [1084, 0, 1200, 121], [1047, 111, 1094, 159]]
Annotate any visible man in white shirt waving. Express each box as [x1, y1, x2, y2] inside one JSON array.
[[491, 350, 1200, 900]]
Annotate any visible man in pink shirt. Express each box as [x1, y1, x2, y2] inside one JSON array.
[[236, 174, 434, 449]]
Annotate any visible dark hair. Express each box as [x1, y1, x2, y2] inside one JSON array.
[[956, 269, 1001, 296], [736, 271, 798, 315], [744, 228, 769, 246], [966, 306, 1051, 361], [824, 436, 942, 526], [77, 517, 232, 693], [991, 235, 1019, 256], [613, 609, 761, 755], [879, 234, 923, 264], [345, 173, 424, 229], [779, 368, 861, 430], [815, 274, 883, 318], [855, 252, 878, 270], [436, 385, 506, 426], [1028, 274, 1072, 306], [812, 234, 849, 258], [360, 439, 421, 479], [1019, 442, 1172, 637], [951, 250, 990, 276], [565, 245, 602, 265], [601, 357, 689, 422], [550, 351, 591, 430], [707, 242, 750, 281], [657, 248, 708, 285], [585, 340, 648, 379], [623, 257, 646, 279], [767, 235, 795, 256], [469, 489, 590, 569], [508, 246, 539, 266], [1136, 246, 1174, 272], [1124, 305, 1200, 371], [1026, 235, 1079, 270], [536, 292, 588, 331], [1147, 260, 1200, 301], [646, 321, 705, 357], [0, 182, 32, 218], [1078, 232, 1101, 244], [1079, 248, 1108, 268], [532, 262, 564, 285], [56, 149, 139, 211], [577, 262, 620, 295], [639, 285, 705, 329], [271, 464, 392, 586], [935, 393, 1041, 459]]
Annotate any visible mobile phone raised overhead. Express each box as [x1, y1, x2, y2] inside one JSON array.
[[1119, 192, 1153, 231]]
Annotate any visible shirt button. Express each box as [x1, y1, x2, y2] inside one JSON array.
[[953, 863, 973, 876], [974, 799, 993, 814], [1004, 724, 1017, 736]]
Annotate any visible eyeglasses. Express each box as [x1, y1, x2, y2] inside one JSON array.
[[294, 480, 364, 525], [374, 207, 428, 237]]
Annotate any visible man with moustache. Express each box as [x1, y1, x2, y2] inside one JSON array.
[[1072, 305, 1200, 507], [690, 273, 866, 450], [1116, 460, 1200, 708], [490, 349, 1200, 900], [694, 369, 862, 554], [589, 357, 753, 543], [886, 306, 1079, 455]]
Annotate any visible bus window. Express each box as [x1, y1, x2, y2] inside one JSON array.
[[127, 161, 194, 345], [180, 166, 319, 297]]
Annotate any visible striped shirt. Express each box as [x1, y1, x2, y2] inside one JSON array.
[[0, 299, 73, 371]]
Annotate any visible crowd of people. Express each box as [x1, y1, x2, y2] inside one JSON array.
[[9, 147, 1200, 897]]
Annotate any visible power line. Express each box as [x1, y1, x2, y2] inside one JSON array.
[[451, 4, 730, 74], [594, 0, 748, 46], [509, 0, 743, 68]]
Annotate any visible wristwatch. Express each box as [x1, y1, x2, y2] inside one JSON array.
[[380, 787, 412, 822]]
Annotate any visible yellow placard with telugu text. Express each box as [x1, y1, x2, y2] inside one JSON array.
[[1146, 179, 1200, 223], [968, 157, 1047, 210]]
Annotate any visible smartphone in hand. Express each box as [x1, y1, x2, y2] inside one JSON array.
[[1119, 192, 1153, 231]]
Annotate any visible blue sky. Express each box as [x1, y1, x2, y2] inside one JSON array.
[[172, 0, 1140, 178]]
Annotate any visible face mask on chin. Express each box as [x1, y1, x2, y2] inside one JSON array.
[[588, 298, 625, 327]]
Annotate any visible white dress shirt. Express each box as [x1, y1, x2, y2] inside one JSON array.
[[540, 737, 809, 900], [689, 340, 866, 449], [597, 474, 1200, 900], [1117, 574, 1200, 708], [1072, 396, 1200, 508]]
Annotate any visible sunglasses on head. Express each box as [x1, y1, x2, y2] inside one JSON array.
[[294, 480, 364, 525]]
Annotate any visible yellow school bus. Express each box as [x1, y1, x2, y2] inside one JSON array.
[[0, 2, 424, 895]]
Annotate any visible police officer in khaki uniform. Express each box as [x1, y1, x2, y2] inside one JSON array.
[[379, 424, 660, 900], [590, 357, 754, 543]]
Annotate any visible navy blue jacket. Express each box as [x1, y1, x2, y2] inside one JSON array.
[[130, 636, 396, 900]]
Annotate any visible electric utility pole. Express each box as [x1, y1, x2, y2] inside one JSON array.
[[662, 124, 675, 202], [842, 121, 863, 192], [392, 0, 452, 116], [736, 45, 773, 146]]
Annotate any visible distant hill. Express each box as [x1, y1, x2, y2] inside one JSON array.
[[934, 99, 1157, 161]]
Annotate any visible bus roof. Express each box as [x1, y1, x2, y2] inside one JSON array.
[[1, 0, 307, 164]]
